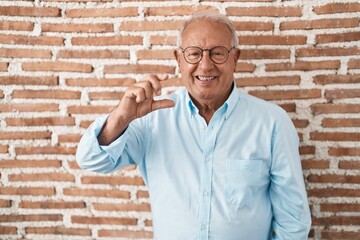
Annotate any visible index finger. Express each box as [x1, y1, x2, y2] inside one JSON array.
[[145, 74, 169, 96]]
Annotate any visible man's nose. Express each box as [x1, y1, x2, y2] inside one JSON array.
[[198, 51, 214, 69]]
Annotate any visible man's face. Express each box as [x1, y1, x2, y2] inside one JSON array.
[[175, 19, 240, 107]]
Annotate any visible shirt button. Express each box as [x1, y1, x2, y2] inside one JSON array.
[[201, 224, 207, 230], [203, 191, 209, 196], [205, 157, 210, 162]]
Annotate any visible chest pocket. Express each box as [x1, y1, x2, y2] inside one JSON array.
[[225, 159, 266, 207]]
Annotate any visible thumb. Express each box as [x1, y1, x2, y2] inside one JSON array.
[[152, 99, 175, 111]]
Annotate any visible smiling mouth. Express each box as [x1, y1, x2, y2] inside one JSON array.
[[196, 76, 216, 81]]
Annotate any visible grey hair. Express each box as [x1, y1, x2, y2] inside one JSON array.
[[177, 11, 239, 48]]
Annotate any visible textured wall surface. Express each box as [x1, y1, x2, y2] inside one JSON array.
[[0, 0, 359, 239]]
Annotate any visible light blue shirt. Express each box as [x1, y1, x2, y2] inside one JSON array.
[[76, 84, 311, 240]]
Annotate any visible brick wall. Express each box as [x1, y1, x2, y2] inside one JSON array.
[[0, 0, 359, 239]]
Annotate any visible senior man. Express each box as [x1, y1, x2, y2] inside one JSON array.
[[77, 11, 311, 240]]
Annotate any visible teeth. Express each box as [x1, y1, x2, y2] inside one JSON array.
[[197, 76, 216, 81]]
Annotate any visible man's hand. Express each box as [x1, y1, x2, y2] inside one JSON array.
[[98, 74, 175, 145]]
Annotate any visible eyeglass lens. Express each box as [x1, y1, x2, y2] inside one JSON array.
[[183, 46, 231, 64]]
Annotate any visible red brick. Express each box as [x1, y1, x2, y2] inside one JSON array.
[[22, 62, 93, 73], [63, 188, 130, 199], [0, 6, 60, 17], [65, 77, 135, 87], [0, 132, 51, 140], [321, 230, 360, 240], [299, 146, 315, 155], [236, 63, 256, 72], [58, 50, 129, 59], [322, 118, 360, 128], [314, 3, 360, 14], [104, 64, 175, 74], [0, 34, 64, 46], [98, 229, 153, 238], [0, 62, 8, 71], [0, 199, 12, 208], [233, 21, 274, 31], [42, 23, 113, 33], [313, 74, 360, 85], [0, 160, 61, 168], [0, 48, 52, 59], [348, 59, 360, 69], [26, 226, 91, 236], [0, 90, 3, 98], [160, 77, 184, 87], [0, 187, 55, 196], [329, 147, 360, 156], [0, 21, 34, 31], [316, 31, 360, 44], [72, 216, 137, 225], [67, 105, 115, 114], [0, 145, 8, 153], [58, 134, 81, 143], [313, 216, 360, 226], [310, 132, 360, 141], [325, 89, 360, 100], [240, 35, 306, 45], [81, 176, 144, 186], [9, 173, 75, 182], [149, 35, 176, 46], [266, 60, 340, 71], [249, 89, 321, 100], [122, 20, 183, 31], [93, 203, 151, 212], [137, 49, 174, 60], [72, 36, 142, 46], [296, 47, 360, 57], [240, 49, 290, 59], [279, 103, 296, 112], [0, 76, 58, 85], [89, 91, 124, 100], [292, 118, 309, 128], [311, 103, 360, 114], [80, 120, 94, 129], [6, 117, 75, 126], [0, 214, 62, 222], [339, 160, 360, 170], [65, 7, 138, 18], [280, 18, 359, 30], [227, 6, 302, 17], [144, 5, 217, 16], [137, 190, 149, 199], [15, 146, 76, 155], [0, 226, 17, 235], [308, 174, 360, 183], [20, 200, 85, 209], [308, 188, 360, 197], [321, 203, 360, 212], [12, 90, 81, 99], [301, 159, 329, 169]]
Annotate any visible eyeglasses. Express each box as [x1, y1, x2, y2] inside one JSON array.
[[180, 46, 235, 64]]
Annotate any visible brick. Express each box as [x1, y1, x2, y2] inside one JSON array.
[[72, 36, 142, 46], [0, 160, 61, 168], [0, 90, 3, 98], [0, 226, 17, 235], [72, 216, 137, 225], [104, 64, 175, 74], [0, 76, 58, 85], [0, 187, 55, 196], [326, 89, 360, 100], [321, 203, 360, 212], [149, 35, 176, 46], [312, 216, 360, 226], [63, 188, 130, 199], [310, 132, 360, 141], [312, 103, 360, 114], [314, 3, 360, 14], [160, 77, 183, 87], [81, 176, 144, 186], [67, 105, 114, 114], [321, 230, 360, 240], [0, 6, 60, 17], [299, 146, 315, 155], [58, 134, 81, 143], [26, 226, 91, 236], [279, 103, 296, 112], [308, 174, 360, 183], [308, 188, 360, 197], [227, 7, 302, 17], [0, 21, 34, 31], [89, 91, 124, 100], [0, 214, 62, 222], [249, 89, 321, 100], [0, 62, 8, 71], [0, 103, 58, 112], [313, 74, 360, 85], [68, 160, 81, 169], [202, 0, 274, 1], [301, 159, 329, 170], [280, 18, 359, 30], [9, 173, 75, 182], [93, 203, 151, 212], [121, 20, 183, 31], [348, 59, 360, 69], [316, 31, 360, 44], [0, 145, 8, 153], [22, 62, 93, 73], [65, 7, 138, 18], [0, 132, 51, 140], [12, 90, 81, 99], [235, 63, 256, 72], [329, 147, 360, 156], [322, 118, 360, 128], [137, 49, 174, 60], [98, 229, 153, 238], [15, 146, 76, 155], [42, 23, 113, 33], [240, 35, 306, 45], [137, 190, 149, 199], [6, 117, 75, 126], [233, 21, 274, 31], [145, 219, 152, 226], [80, 120, 93, 129], [239, 49, 290, 59], [0, 48, 52, 59], [0, 34, 64, 46], [292, 119, 309, 128], [339, 160, 360, 170], [65, 77, 135, 87], [266, 60, 340, 71], [0, 199, 11, 208], [20, 200, 85, 209], [59, 50, 129, 59], [296, 47, 360, 57], [145, 5, 217, 16]]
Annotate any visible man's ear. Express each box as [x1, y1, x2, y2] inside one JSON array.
[[174, 49, 181, 68], [233, 48, 241, 63]]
